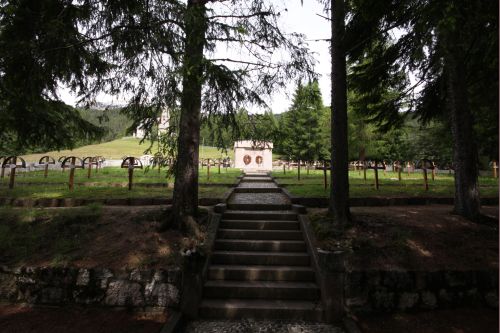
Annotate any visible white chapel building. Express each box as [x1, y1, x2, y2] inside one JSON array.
[[234, 140, 273, 171]]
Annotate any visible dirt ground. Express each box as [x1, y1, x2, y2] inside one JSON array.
[[0, 304, 167, 333], [1, 206, 189, 270], [355, 307, 498, 333], [69, 206, 184, 270], [310, 205, 498, 271]]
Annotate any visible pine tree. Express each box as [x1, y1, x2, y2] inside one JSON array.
[[346, 0, 498, 221], [280, 81, 328, 164], [329, 0, 351, 226]]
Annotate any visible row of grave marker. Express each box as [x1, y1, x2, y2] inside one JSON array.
[[2, 155, 497, 192], [200, 158, 231, 180], [1, 155, 179, 190], [0, 155, 201, 191], [0, 155, 117, 190], [282, 159, 499, 191]]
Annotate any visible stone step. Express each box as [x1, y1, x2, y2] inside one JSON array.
[[241, 178, 274, 183], [223, 211, 297, 221], [215, 239, 306, 252], [199, 299, 324, 321], [220, 220, 299, 230], [211, 251, 310, 266], [243, 173, 269, 177], [208, 265, 315, 282], [218, 229, 303, 240], [227, 203, 292, 211], [203, 281, 320, 300], [234, 187, 282, 193]]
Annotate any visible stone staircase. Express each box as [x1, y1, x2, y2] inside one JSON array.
[[199, 172, 323, 320]]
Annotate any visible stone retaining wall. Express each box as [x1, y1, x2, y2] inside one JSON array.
[[286, 196, 498, 208], [345, 270, 499, 313], [0, 197, 223, 207], [0, 266, 181, 309]]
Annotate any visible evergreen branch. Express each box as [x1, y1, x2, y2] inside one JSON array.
[[316, 13, 331, 21], [208, 11, 272, 19], [208, 58, 277, 68]]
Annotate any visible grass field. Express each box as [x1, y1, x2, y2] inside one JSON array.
[[1, 167, 241, 185], [273, 169, 499, 198], [0, 184, 229, 200], [20, 137, 234, 161], [0, 167, 241, 200]]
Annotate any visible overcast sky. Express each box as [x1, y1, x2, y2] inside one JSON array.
[[272, 0, 331, 114], [59, 0, 331, 115]]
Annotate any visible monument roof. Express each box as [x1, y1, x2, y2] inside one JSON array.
[[234, 140, 273, 149]]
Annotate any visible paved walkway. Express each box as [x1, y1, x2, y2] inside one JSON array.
[[181, 172, 344, 332], [182, 318, 344, 333]]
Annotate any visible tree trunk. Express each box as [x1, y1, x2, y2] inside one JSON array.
[[170, 0, 207, 232], [443, 44, 481, 220], [329, 0, 351, 226]]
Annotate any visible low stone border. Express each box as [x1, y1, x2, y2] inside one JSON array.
[[345, 269, 499, 313], [1, 182, 235, 188], [285, 196, 498, 208], [0, 197, 224, 207], [0, 266, 181, 309]]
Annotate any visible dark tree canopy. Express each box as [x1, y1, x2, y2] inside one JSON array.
[[0, 0, 106, 154], [345, 0, 498, 220]]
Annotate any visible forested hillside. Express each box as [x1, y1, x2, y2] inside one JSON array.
[[78, 107, 133, 143]]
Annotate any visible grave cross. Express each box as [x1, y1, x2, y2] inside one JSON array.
[[94, 156, 105, 173], [362, 160, 367, 182], [492, 160, 498, 179], [393, 161, 403, 181], [418, 159, 435, 191], [206, 158, 211, 180], [431, 161, 437, 181], [61, 156, 84, 190], [38, 156, 56, 178], [58, 156, 67, 172], [121, 157, 143, 190], [2, 156, 26, 189], [367, 161, 384, 190], [83, 156, 98, 179], [323, 160, 329, 190], [406, 161, 413, 176]]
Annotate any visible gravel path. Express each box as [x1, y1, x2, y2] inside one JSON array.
[[228, 174, 289, 205], [229, 192, 291, 205], [182, 318, 344, 333]]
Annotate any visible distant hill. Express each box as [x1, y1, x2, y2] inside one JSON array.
[[78, 107, 133, 143]]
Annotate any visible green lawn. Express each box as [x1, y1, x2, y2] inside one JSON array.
[[0, 184, 229, 200], [20, 137, 234, 161], [274, 169, 499, 197], [1, 167, 241, 185], [0, 167, 241, 200]]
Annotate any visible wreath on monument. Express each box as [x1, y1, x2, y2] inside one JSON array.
[[256, 156, 263, 165], [243, 155, 251, 165]]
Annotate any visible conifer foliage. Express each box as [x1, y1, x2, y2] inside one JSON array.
[[279, 81, 328, 163]]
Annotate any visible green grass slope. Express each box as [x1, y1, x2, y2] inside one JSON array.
[[21, 137, 234, 161]]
